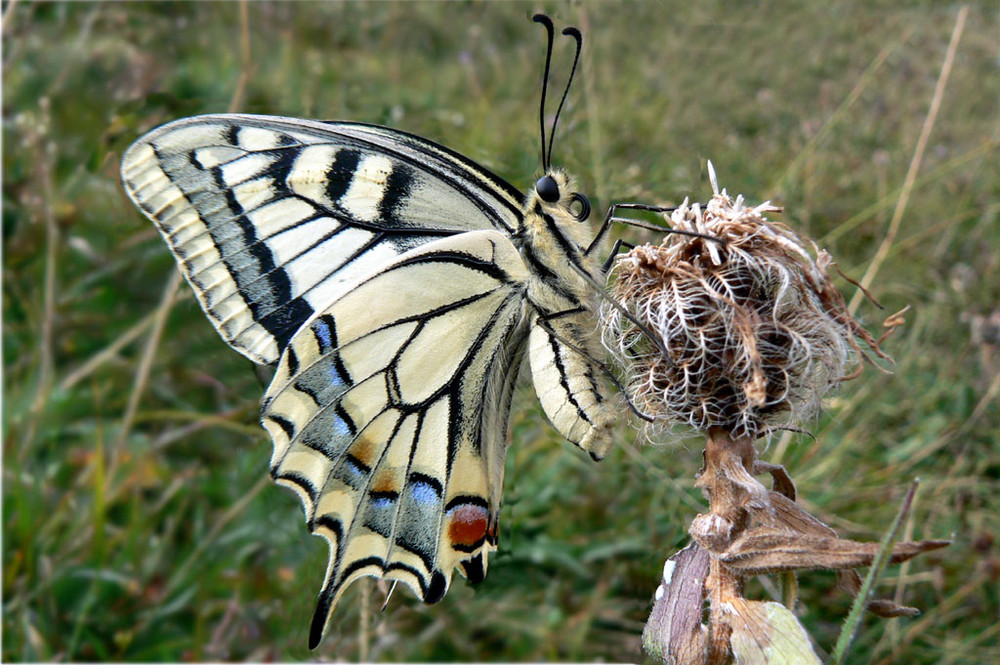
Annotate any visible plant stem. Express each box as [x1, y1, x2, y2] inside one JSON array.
[[698, 428, 760, 665]]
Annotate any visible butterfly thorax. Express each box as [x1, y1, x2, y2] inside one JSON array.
[[518, 169, 602, 317]]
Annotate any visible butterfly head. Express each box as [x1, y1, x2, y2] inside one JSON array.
[[530, 14, 591, 230], [531, 169, 591, 223], [523, 167, 600, 268]]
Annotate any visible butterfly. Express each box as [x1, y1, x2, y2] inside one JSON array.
[[121, 14, 639, 648]]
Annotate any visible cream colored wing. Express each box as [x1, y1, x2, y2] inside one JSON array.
[[260, 230, 531, 648], [528, 315, 616, 460], [120, 114, 524, 365]]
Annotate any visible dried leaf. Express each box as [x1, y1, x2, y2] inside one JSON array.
[[754, 463, 796, 501], [643, 543, 711, 664], [837, 570, 921, 617], [761, 492, 835, 537], [866, 599, 921, 618], [721, 526, 950, 574]]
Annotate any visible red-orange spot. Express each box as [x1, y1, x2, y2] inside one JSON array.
[[447, 504, 489, 549]]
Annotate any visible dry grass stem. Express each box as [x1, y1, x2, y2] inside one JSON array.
[[112, 269, 182, 460], [848, 7, 968, 313]]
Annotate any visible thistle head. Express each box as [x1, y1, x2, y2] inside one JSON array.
[[601, 164, 880, 442]]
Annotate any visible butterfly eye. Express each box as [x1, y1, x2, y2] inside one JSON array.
[[570, 193, 591, 222], [535, 175, 561, 203]]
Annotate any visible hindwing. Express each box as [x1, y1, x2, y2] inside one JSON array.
[[120, 114, 525, 364], [528, 315, 615, 459], [260, 231, 531, 647]]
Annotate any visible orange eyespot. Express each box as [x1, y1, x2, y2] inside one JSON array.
[[447, 502, 490, 549]]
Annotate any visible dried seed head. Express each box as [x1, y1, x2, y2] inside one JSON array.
[[601, 164, 879, 442]]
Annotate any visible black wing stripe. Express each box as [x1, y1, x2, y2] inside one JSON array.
[[323, 148, 362, 203], [199, 120, 523, 234], [122, 115, 526, 367], [547, 331, 594, 426], [320, 119, 524, 228]]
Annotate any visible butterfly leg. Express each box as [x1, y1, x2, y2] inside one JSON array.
[[601, 237, 638, 274], [585, 202, 680, 257], [586, 202, 727, 258]]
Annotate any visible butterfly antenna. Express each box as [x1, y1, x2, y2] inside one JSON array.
[[547, 26, 583, 169], [533, 13, 556, 170]]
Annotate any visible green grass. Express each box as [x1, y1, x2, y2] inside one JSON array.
[[3, 1, 998, 662]]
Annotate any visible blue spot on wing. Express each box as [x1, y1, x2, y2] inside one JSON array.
[[331, 413, 353, 440], [344, 455, 369, 478], [330, 362, 345, 390], [371, 496, 394, 509], [362, 492, 398, 537], [410, 480, 440, 505], [313, 317, 335, 352], [292, 355, 350, 408], [394, 473, 444, 567]]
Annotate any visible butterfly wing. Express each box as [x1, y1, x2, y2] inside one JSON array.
[[528, 318, 616, 460], [120, 114, 525, 364], [260, 230, 531, 647]]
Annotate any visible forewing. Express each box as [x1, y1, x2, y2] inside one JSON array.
[[121, 114, 525, 364], [260, 231, 531, 648]]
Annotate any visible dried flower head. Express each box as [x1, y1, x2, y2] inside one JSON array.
[[601, 163, 885, 441]]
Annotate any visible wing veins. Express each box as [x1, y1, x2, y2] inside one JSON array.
[[209, 133, 522, 235]]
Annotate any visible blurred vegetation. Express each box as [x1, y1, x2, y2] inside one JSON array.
[[3, 1, 998, 662]]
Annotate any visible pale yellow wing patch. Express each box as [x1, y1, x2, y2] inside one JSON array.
[[260, 231, 532, 648], [528, 315, 616, 460]]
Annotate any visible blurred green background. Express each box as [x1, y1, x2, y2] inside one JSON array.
[[3, 1, 998, 662]]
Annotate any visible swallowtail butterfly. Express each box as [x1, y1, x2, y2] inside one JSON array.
[[121, 14, 632, 648]]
